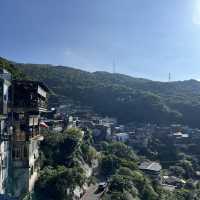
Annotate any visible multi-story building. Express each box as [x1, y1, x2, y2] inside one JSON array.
[[10, 80, 49, 198], [139, 161, 162, 183], [0, 69, 11, 195]]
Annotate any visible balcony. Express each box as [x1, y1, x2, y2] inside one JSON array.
[[14, 132, 26, 142], [38, 99, 48, 112], [12, 98, 48, 113], [13, 129, 42, 141]]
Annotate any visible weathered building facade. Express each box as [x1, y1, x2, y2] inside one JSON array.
[[0, 69, 11, 195], [10, 80, 49, 198]]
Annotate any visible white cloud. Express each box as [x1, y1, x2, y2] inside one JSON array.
[[64, 48, 72, 56], [193, 14, 200, 25], [193, 0, 200, 25]]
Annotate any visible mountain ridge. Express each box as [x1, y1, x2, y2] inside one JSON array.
[[1, 57, 200, 127]]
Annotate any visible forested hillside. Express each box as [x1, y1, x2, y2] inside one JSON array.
[[2, 57, 200, 127], [0, 57, 27, 80]]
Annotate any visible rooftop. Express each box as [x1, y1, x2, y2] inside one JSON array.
[[173, 132, 189, 138], [115, 133, 129, 137], [163, 176, 186, 184], [139, 161, 162, 172]]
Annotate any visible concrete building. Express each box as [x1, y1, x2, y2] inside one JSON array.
[[100, 117, 117, 127], [0, 69, 11, 195], [10, 80, 49, 198], [172, 132, 189, 139], [139, 161, 162, 183], [162, 176, 186, 189], [92, 124, 111, 142], [113, 133, 129, 142]]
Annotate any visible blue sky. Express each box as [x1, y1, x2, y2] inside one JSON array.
[[0, 0, 200, 81]]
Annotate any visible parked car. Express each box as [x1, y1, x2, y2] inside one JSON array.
[[96, 182, 107, 193]]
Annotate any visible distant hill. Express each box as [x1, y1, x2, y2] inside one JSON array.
[[0, 57, 27, 80], [2, 57, 200, 127]]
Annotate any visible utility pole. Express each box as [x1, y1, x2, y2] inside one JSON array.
[[113, 59, 116, 74]]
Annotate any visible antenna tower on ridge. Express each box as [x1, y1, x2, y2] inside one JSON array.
[[168, 72, 171, 82], [113, 59, 116, 74]]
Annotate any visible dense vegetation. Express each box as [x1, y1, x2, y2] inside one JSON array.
[[99, 141, 200, 200], [100, 142, 177, 200], [35, 128, 96, 200], [37, 130, 175, 200], [0, 57, 27, 80], [13, 61, 200, 127]]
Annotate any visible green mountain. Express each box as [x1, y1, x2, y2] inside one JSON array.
[[0, 57, 27, 80], [2, 57, 200, 127]]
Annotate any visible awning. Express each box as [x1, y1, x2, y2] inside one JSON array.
[[40, 121, 49, 128]]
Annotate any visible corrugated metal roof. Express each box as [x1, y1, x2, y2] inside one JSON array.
[[139, 161, 162, 172]]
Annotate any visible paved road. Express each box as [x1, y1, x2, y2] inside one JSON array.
[[81, 185, 103, 200]]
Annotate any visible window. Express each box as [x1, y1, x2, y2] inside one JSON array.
[[24, 146, 28, 158], [30, 166, 34, 175], [13, 147, 21, 160]]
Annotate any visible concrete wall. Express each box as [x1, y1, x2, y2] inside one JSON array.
[[12, 168, 29, 197], [12, 139, 41, 198], [28, 139, 40, 192], [0, 119, 9, 195]]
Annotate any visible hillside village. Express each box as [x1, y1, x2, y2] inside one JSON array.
[[1, 61, 200, 199], [2, 0, 200, 199], [36, 105, 200, 199]]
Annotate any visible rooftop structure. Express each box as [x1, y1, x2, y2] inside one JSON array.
[[114, 132, 129, 142], [11, 80, 49, 113], [139, 161, 162, 183], [162, 176, 186, 189], [139, 161, 162, 173], [172, 132, 189, 139]]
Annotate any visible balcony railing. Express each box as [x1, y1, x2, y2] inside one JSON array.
[[13, 130, 41, 141], [12, 98, 48, 111], [38, 99, 48, 109]]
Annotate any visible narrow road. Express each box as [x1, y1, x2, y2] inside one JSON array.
[[81, 184, 103, 200]]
